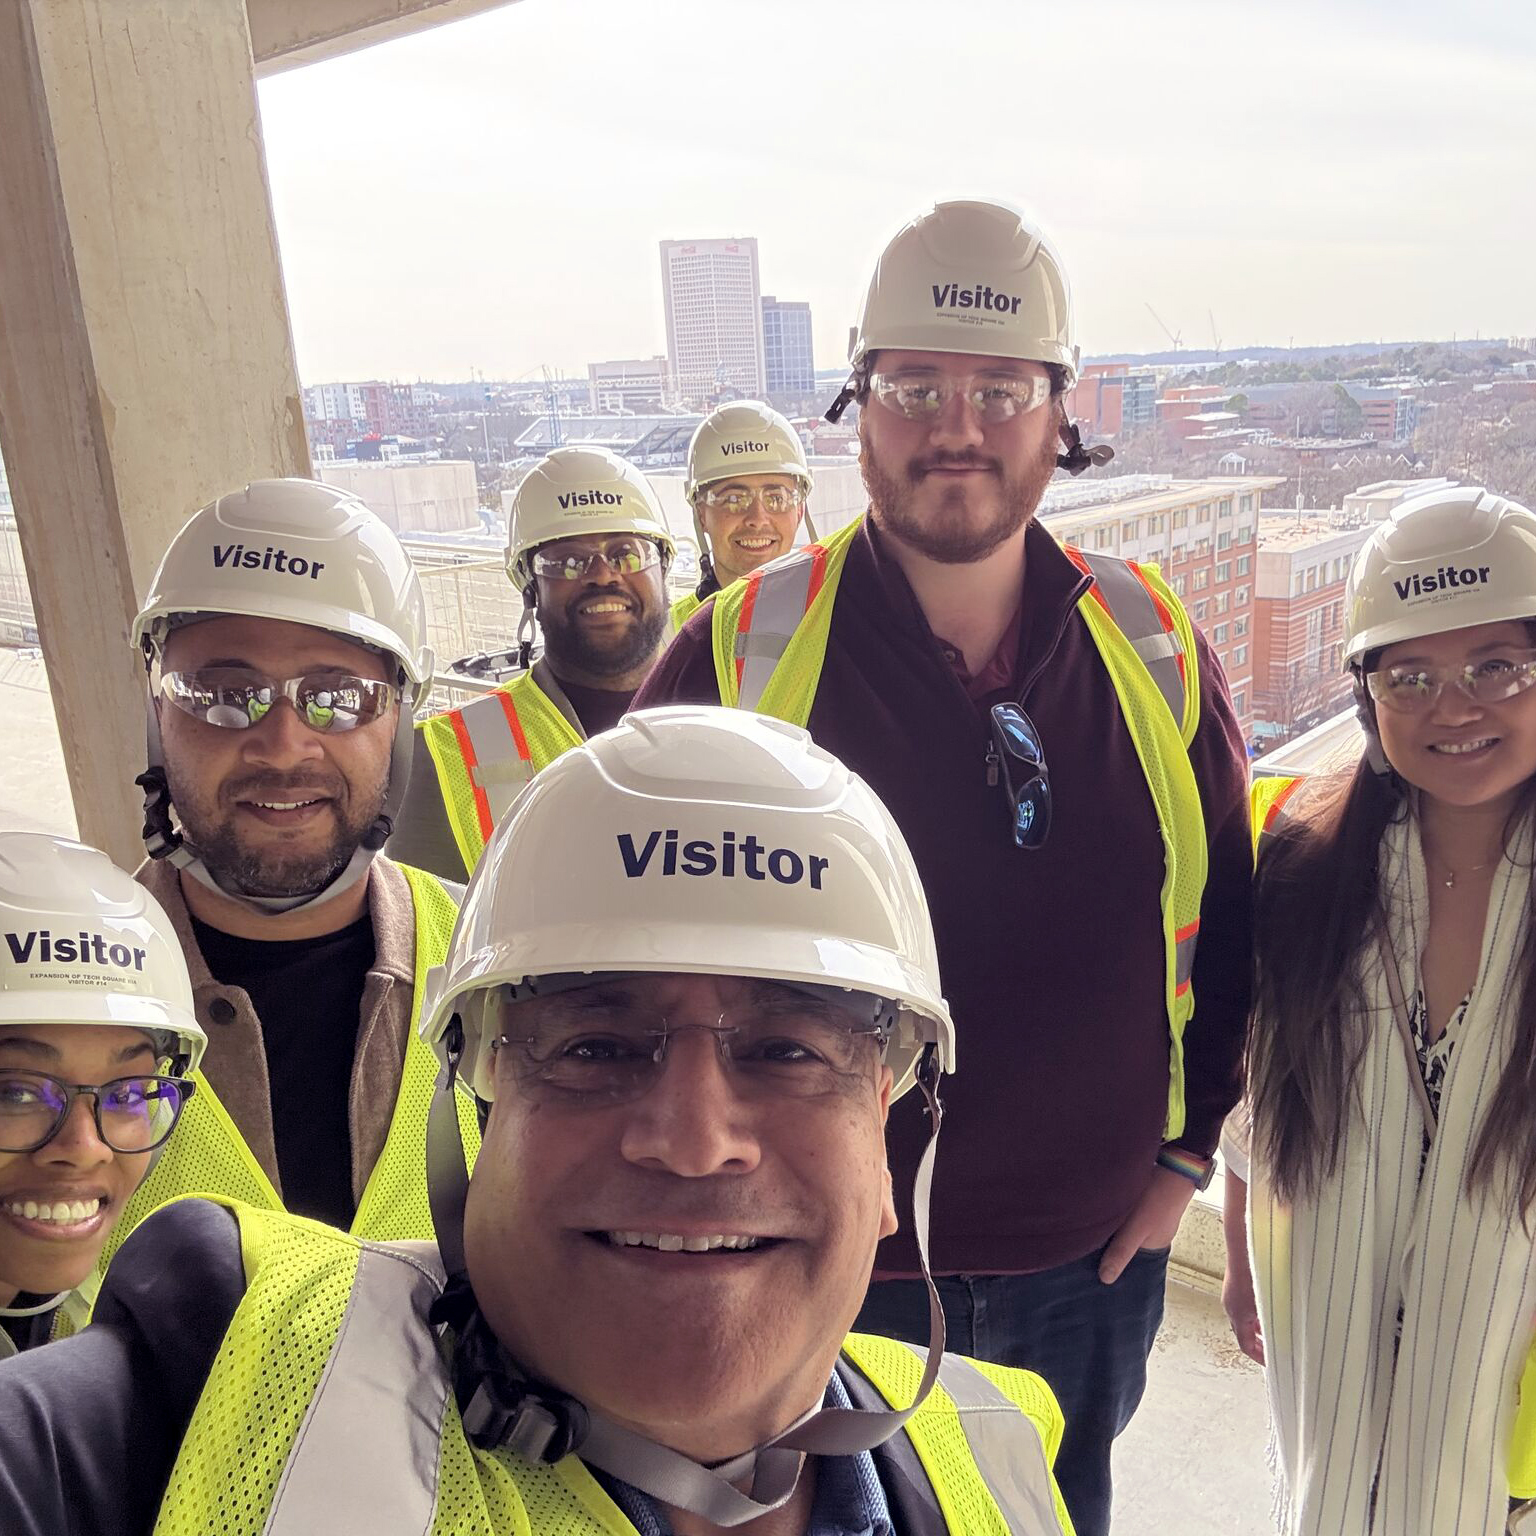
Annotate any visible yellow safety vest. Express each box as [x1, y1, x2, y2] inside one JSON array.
[[150, 1198, 1075, 1536], [670, 590, 706, 630], [60, 865, 477, 1337], [1249, 773, 1536, 1496], [419, 670, 584, 876], [710, 515, 1208, 1140]]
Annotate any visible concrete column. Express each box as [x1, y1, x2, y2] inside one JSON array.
[[0, 0, 309, 868]]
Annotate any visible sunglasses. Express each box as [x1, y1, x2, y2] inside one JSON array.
[[530, 537, 663, 583], [987, 703, 1051, 850], [159, 669, 398, 734]]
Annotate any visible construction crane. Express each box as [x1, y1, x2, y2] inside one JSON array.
[[541, 364, 563, 449], [1208, 310, 1222, 357], [1145, 303, 1183, 353]]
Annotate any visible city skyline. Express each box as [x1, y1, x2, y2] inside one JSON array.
[[255, 0, 1536, 384]]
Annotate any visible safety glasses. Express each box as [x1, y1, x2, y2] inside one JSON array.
[[530, 537, 662, 583], [988, 703, 1051, 850], [0, 1070, 195, 1154], [1365, 649, 1536, 714], [159, 669, 397, 734], [699, 486, 805, 516], [869, 370, 1053, 425]]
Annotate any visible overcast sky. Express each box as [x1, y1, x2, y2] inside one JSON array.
[[255, 0, 1536, 386]]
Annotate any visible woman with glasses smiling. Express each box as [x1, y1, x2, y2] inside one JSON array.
[[0, 833, 202, 1356], [1226, 486, 1536, 1534]]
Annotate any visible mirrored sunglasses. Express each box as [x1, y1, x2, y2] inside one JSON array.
[[530, 538, 662, 583], [159, 669, 397, 734], [988, 702, 1052, 850]]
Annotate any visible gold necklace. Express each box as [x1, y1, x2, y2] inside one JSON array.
[[1427, 850, 1498, 890]]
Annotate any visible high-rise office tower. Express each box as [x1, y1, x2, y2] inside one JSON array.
[[761, 296, 815, 397], [659, 238, 766, 402]]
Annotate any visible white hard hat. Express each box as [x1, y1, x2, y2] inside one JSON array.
[[0, 832, 204, 1071], [846, 198, 1079, 384], [421, 706, 954, 1104], [686, 402, 812, 502], [506, 447, 675, 590], [1343, 486, 1536, 666], [132, 479, 433, 689]]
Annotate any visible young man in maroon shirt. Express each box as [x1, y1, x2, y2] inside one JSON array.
[[633, 199, 1252, 1536]]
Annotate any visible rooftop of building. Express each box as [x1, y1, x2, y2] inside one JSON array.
[[1040, 473, 1287, 523], [1255, 510, 1372, 550]]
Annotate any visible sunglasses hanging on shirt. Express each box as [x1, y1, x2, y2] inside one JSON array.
[[986, 703, 1052, 850]]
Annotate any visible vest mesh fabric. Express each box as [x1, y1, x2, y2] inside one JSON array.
[[351, 864, 481, 1240], [711, 517, 1208, 1140], [670, 592, 703, 631], [420, 673, 584, 875], [56, 866, 467, 1339], [842, 1332, 1073, 1536], [153, 1206, 362, 1536], [159, 1209, 1066, 1535], [1072, 586, 1207, 1139]]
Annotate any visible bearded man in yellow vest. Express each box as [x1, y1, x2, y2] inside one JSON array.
[[389, 446, 675, 879], [0, 708, 1077, 1536], [101, 479, 474, 1284], [671, 401, 814, 630], [634, 199, 1255, 1536]]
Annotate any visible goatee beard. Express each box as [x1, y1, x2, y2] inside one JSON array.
[[861, 428, 1059, 565]]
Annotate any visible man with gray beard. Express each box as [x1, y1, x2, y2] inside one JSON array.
[[634, 199, 1253, 1536], [119, 479, 469, 1245]]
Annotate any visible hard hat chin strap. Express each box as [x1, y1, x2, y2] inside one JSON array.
[[1350, 670, 1394, 777], [136, 686, 415, 916], [1057, 421, 1114, 476], [0, 1290, 70, 1319], [425, 1036, 947, 1527]]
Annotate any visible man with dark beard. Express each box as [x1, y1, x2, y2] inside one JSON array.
[[389, 446, 674, 879], [114, 478, 470, 1252], [634, 199, 1253, 1536]]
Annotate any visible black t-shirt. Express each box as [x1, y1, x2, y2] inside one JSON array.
[[190, 915, 374, 1228], [0, 1300, 57, 1355], [557, 679, 637, 738]]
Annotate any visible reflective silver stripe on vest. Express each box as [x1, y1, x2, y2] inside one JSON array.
[[458, 690, 535, 828], [914, 1349, 1068, 1535], [1076, 550, 1186, 727], [1175, 926, 1198, 992], [265, 1242, 448, 1536], [735, 550, 820, 712]]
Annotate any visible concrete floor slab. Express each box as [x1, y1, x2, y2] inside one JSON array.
[[1113, 1279, 1274, 1534]]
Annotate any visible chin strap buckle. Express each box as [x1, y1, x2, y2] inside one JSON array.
[[135, 767, 183, 861], [823, 375, 860, 424], [1056, 422, 1115, 477], [461, 1377, 589, 1463]]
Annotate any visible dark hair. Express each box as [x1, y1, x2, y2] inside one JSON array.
[[1251, 756, 1536, 1218]]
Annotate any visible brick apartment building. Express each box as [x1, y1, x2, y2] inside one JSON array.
[[1250, 514, 1374, 741], [1040, 474, 1286, 734]]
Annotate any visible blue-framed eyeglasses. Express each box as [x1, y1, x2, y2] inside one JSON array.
[[987, 703, 1051, 850]]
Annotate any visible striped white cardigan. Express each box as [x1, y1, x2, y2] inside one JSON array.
[[1246, 812, 1536, 1535]]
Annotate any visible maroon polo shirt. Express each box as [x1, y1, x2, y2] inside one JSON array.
[[633, 515, 1252, 1276]]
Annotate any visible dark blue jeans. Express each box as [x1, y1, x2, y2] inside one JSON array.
[[854, 1244, 1170, 1536]]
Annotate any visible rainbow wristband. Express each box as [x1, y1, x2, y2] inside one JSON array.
[[1156, 1146, 1215, 1190]]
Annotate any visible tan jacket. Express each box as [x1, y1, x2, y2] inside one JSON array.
[[136, 857, 432, 1208]]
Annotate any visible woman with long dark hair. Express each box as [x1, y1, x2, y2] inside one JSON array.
[[1223, 486, 1536, 1535]]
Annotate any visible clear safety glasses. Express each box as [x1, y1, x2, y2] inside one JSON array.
[[699, 486, 805, 517], [869, 370, 1053, 425], [1365, 649, 1536, 714], [159, 668, 398, 734], [988, 703, 1052, 850], [530, 536, 663, 583], [0, 1070, 195, 1154], [491, 987, 893, 1105]]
